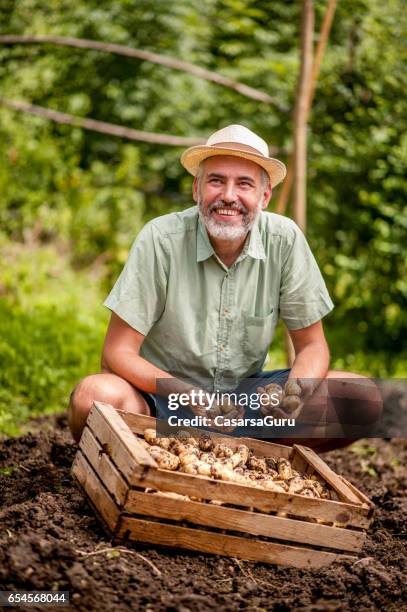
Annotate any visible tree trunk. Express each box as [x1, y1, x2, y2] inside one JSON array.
[[293, 0, 314, 234], [276, 0, 337, 217], [285, 0, 315, 367]]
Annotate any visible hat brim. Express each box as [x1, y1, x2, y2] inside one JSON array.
[[180, 146, 287, 188]]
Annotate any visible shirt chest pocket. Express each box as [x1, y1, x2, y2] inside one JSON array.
[[242, 308, 278, 362]]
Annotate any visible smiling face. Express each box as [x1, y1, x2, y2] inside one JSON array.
[[193, 155, 272, 241]]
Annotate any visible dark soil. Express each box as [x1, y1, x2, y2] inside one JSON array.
[[0, 415, 406, 611]]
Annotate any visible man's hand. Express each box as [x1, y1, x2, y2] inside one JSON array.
[[206, 404, 245, 433], [186, 390, 244, 432], [186, 387, 212, 417], [294, 378, 316, 402], [257, 379, 304, 419]]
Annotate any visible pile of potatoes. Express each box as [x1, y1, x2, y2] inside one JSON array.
[[139, 429, 331, 499]]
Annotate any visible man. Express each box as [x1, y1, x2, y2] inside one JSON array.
[[68, 124, 382, 448]]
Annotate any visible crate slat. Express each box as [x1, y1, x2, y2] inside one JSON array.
[[293, 445, 366, 505], [93, 402, 156, 466], [72, 450, 120, 532], [128, 465, 371, 528], [79, 426, 129, 506], [290, 451, 309, 473], [87, 402, 156, 481], [338, 475, 375, 511], [117, 517, 356, 568], [124, 490, 365, 552]]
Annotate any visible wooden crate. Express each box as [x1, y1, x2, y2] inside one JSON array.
[[72, 401, 374, 569]]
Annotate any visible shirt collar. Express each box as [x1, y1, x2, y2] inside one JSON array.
[[244, 218, 266, 261], [196, 213, 266, 263], [197, 215, 215, 262]]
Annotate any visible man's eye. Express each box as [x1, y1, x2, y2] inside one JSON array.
[[209, 178, 221, 184]]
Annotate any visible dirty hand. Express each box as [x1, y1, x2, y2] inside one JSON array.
[[256, 379, 304, 418], [207, 404, 245, 433], [186, 387, 212, 417]]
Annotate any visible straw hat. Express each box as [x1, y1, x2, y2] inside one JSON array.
[[180, 124, 286, 188]]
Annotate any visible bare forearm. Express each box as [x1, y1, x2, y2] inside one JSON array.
[[101, 312, 195, 396], [289, 340, 330, 382], [102, 349, 189, 395]]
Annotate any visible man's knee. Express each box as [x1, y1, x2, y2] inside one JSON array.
[[68, 373, 150, 443], [326, 371, 383, 427], [68, 374, 110, 442], [356, 377, 383, 425], [70, 374, 108, 412], [70, 373, 136, 409]]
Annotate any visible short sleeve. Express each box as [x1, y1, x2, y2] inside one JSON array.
[[279, 222, 334, 330], [103, 222, 168, 335]]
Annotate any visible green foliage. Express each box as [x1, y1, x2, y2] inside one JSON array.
[[0, 242, 108, 436], [0, 0, 405, 433], [307, 0, 407, 370]]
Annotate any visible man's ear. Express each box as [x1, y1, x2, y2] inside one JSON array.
[[192, 177, 199, 203], [262, 187, 272, 209]]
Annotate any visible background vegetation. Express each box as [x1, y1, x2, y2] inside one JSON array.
[[0, 0, 406, 435]]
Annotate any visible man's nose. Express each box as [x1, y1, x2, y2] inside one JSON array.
[[222, 181, 237, 203]]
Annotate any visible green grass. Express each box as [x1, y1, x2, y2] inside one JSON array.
[[0, 240, 108, 437]]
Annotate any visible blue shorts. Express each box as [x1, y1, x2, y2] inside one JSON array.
[[142, 369, 291, 438]]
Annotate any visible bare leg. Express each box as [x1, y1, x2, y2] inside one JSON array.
[[319, 369, 382, 439], [68, 373, 151, 443]]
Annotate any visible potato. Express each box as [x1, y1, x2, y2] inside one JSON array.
[[219, 396, 236, 415], [175, 443, 200, 459], [181, 462, 199, 475], [153, 491, 190, 501], [302, 479, 324, 497], [277, 458, 294, 480], [137, 437, 152, 450], [196, 461, 212, 477], [144, 428, 158, 445], [198, 435, 213, 452], [284, 379, 302, 397], [236, 444, 249, 465], [179, 451, 200, 466], [207, 404, 222, 418], [273, 479, 289, 491], [199, 451, 217, 464], [280, 395, 302, 413], [260, 404, 271, 417], [264, 383, 284, 405], [211, 463, 247, 484], [301, 487, 318, 498], [213, 443, 234, 459], [265, 457, 277, 471], [257, 479, 286, 493], [148, 447, 180, 471], [247, 456, 267, 473], [288, 476, 306, 494]]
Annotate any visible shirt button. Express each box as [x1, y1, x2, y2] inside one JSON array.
[[224, 308, 229, 315], [219, 345, 224, 352]]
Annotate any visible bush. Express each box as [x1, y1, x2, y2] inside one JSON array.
[[0, 241, 108, 436]]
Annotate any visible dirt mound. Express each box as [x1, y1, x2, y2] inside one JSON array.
[[0, 415, 406, 611]]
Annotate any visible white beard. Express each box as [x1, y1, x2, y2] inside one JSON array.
[[198, 196, 263, 241]]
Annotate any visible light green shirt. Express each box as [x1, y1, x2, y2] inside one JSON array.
[[104, 206, 334, 391]]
